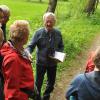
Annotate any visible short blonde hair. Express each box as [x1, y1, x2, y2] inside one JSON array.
[[43, 12, 56, 21], [10, 20, 30, 41]]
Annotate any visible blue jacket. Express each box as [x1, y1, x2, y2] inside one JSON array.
[[27, 27, 64, 66], [66, 71, 100, 100]]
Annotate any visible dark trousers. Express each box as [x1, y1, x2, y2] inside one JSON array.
[[35, 64, 57, 100]]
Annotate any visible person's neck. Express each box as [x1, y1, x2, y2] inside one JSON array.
[[45, 28, 53, 32], [11, 40, 23, 52]]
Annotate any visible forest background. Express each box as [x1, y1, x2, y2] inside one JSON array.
[[0, 0, 100, 94]]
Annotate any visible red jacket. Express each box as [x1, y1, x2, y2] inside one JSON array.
[[85, 51, 95, 73], [0, 42, 34, 100]]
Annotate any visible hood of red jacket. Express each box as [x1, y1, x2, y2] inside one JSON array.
[[0, 42, 15, 57]]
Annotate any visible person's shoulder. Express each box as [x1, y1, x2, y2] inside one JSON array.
[[53, 28, 62, 37], [54, 28, 61, 33], [1, 42, 18, 59], [36, 27, 44, 33], [1, 44, 19, 64], [76, 74, 84, 80], [34, 27, 44, 37], [4, 51, 18, 61], [72, 74, 85, 84], [2, 52, 19, 66]]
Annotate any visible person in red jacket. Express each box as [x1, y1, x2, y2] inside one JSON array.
[[85, 51, 95, 73], [0, 20, 34, 100]]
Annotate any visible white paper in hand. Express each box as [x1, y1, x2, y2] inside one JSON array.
[[49, 51, 66, 62]]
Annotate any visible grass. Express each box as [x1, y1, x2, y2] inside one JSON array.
[[0, 0, 100, 72], [0, 0, 100, 94], [0, 0, 48, 35]]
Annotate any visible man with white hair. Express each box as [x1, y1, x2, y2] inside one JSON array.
[[26, 12, 64, 100], [0, 5, 10, 41]]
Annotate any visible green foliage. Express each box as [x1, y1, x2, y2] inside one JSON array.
[[0, 0, 48, 40], [0, 0, 100, 81], [57, 0, 88, 19]]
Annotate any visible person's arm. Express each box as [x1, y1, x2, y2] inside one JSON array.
[[26, 31, 39, 54], [25, 31, 39, 61], [3, 57, 20, 100]]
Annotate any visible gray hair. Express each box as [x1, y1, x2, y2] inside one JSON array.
[[0, 5, 10, 15], [0, 5, 10, 12], [43, 12, 56, 21]]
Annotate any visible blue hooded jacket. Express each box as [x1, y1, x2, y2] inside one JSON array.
[[66, 71, 100, 100]]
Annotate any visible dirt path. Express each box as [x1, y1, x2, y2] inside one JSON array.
[[50, 33, 100, 100]]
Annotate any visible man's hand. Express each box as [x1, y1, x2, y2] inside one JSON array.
[[24, 49, 33, 62]]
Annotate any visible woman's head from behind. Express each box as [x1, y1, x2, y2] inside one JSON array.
[[10, 20, 30, 46]]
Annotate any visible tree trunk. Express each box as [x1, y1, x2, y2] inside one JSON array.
[[84, 0, 98, 16], [39, 0, 42, 2], [46, 0, 57, 13]]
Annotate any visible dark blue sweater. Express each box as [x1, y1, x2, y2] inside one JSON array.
[[27, 27, 64, 66]]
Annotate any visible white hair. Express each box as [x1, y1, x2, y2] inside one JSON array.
[[43, 12, 56, 21], [0, 5, 10, 14]]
